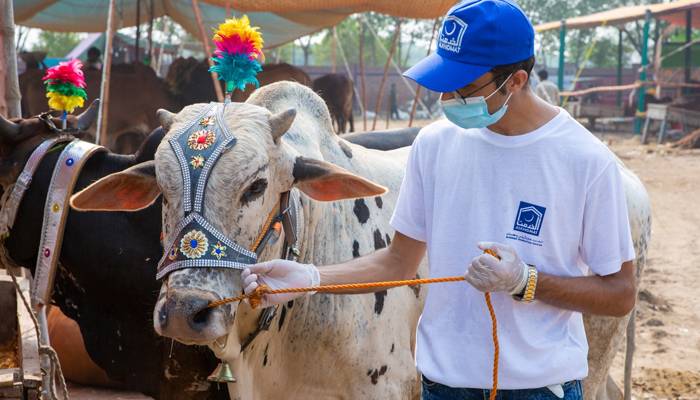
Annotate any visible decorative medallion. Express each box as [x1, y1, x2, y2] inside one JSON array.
[[187, 130, 216, 151], [199, 116, 215, 127], [43, 248, 51, 258], [51, 203, 60, 213], [190, 155, 205, 169], [180, 229, 209, 259], [65, 158, 74, 166], [168, 247, 178, 261], [211, 242, 227, 260]]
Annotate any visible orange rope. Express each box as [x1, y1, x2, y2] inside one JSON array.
[[208, 250, 501, 397]]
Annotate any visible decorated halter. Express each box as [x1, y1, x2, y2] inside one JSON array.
[[157, 103, 258, 279]]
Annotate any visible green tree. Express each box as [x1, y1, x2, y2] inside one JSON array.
[[32, 31, 83, 58]]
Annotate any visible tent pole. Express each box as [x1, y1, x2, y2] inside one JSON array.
[[617, 28, 623, 108], [225, 0, 232, 18], [0, 0, 21, 118], [192, 0, 224, 102], [372, 19, 401, 130], [557, 20, 566, 91], [135, 0, 141, 63], [634, 10, 652, 135], [96, 0, 117, 146], [359, 22, 367, 130], [685, 10, 692, 86], [409, 18, 439, 127]]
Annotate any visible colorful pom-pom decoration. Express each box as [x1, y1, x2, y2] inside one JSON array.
[[209, 15, 264, 99], [42, 59, 88, 127]]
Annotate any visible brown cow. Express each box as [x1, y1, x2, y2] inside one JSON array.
[[166, 57, 312, 106], [313, 73, 355, 134], [19, 61, 175, 154]]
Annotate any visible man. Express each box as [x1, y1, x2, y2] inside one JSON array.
[[243, 1, 636, 399], [86, 46, 102, 70], [390, 82, 400, 120], [535, 69, 560, 105]]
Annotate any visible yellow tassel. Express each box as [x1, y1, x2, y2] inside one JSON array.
[[46, 92, 85, 113]]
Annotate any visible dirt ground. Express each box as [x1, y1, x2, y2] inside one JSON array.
[[600, 133, 700, 400]]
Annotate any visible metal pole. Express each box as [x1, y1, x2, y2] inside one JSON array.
[[96, 0, 117, 146], [0, 0, 21, 118], [634, 10, 652, 135], [617, 28, 623, 108], [135, 0, 141, 63], [372, 20, 401, 130], [558, 20, 566, 91], [192, 0, 224, 102], [409, 18, 439, 127], [359, 23, 367, 130], [685, 10, 692, 84]]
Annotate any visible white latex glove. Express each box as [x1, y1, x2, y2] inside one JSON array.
[[242, 259, 321, 307], [465, 242, 529, 294]]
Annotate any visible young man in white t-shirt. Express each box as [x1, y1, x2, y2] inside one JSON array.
[[242, 1, 636, 399]]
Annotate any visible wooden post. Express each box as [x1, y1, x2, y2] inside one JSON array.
[[0, 0, 21, 118], [634, 10, 652, 135], [359, 23, 367, 130], [192, 0, 224, 102], [557, 20, 566, 91], [96, 0, 117, 146], [331, 27, 337, 73], [409, 18, 439, 127], [372, 20, 401, 130], [135, 0, 141, 63], [617, 28, 623, 108], [148, 0, 154, 64]]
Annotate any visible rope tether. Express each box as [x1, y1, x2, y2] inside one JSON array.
[[209, 249, 501, 400]]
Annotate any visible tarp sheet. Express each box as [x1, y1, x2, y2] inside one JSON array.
[[535, 0, 700, 32], [14, 0, 454, 48]]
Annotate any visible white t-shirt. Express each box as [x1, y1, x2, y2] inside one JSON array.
[[390, 108, 635, 390]]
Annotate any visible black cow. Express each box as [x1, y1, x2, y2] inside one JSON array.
[[0, 108, 227, 400], [313, 73, 355, 134]]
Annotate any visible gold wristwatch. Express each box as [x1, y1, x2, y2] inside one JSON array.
[[513, 265, 538, 303]]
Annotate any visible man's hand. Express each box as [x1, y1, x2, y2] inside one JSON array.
[[242, 260, 321, 307], [465, 242, 528, 294]]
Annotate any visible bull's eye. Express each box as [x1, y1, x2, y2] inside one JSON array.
[[241, 179, 268, 204]]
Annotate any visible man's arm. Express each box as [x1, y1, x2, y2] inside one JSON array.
[[535, 261, 636, 317], [242, 232, 426, 305], [318, 231, 426, 293]]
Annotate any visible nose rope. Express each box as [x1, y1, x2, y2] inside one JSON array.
[[209, 249, 501, 400]]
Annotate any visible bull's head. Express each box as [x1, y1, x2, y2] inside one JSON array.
[[0, 100, 99, 191], [71, 100, 385, 345]]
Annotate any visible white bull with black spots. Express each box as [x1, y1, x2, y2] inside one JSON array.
[[71, 81, 650, 400]]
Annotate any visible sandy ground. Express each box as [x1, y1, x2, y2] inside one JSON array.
[[600, 133, 700, 400]]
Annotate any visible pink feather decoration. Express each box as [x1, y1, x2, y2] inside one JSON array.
[[213, 39, 261, 61], [42, 59, 86, 88]]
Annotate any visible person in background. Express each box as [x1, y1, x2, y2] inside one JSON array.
[[535, 69, 560, 106], [390, 82, 400, 120], [86, 46, 102, 70]]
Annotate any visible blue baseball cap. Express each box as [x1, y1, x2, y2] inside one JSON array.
[[404, 0, 535, 93]]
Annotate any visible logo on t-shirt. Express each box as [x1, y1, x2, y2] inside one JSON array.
[[513, 201, 547, 236]]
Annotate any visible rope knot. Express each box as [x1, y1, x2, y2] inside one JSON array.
[[248, 284, 269, 309]]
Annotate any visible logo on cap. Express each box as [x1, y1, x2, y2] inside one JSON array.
[[439, 16, 468, 54]]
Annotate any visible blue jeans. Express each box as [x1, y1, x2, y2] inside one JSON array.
[[421, 375, 583, 400]]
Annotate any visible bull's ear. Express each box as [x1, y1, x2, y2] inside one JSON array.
[[70, 161, 160, 212], [292, 157, 387, 201]]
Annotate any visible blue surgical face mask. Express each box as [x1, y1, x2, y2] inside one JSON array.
[[440, 74, 513, 129]]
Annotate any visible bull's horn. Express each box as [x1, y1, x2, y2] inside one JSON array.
[[77, 99, 100, 131], [157, 109, 176, 131], [269, 108, 296, 143], [0, 113, 20, 141]]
